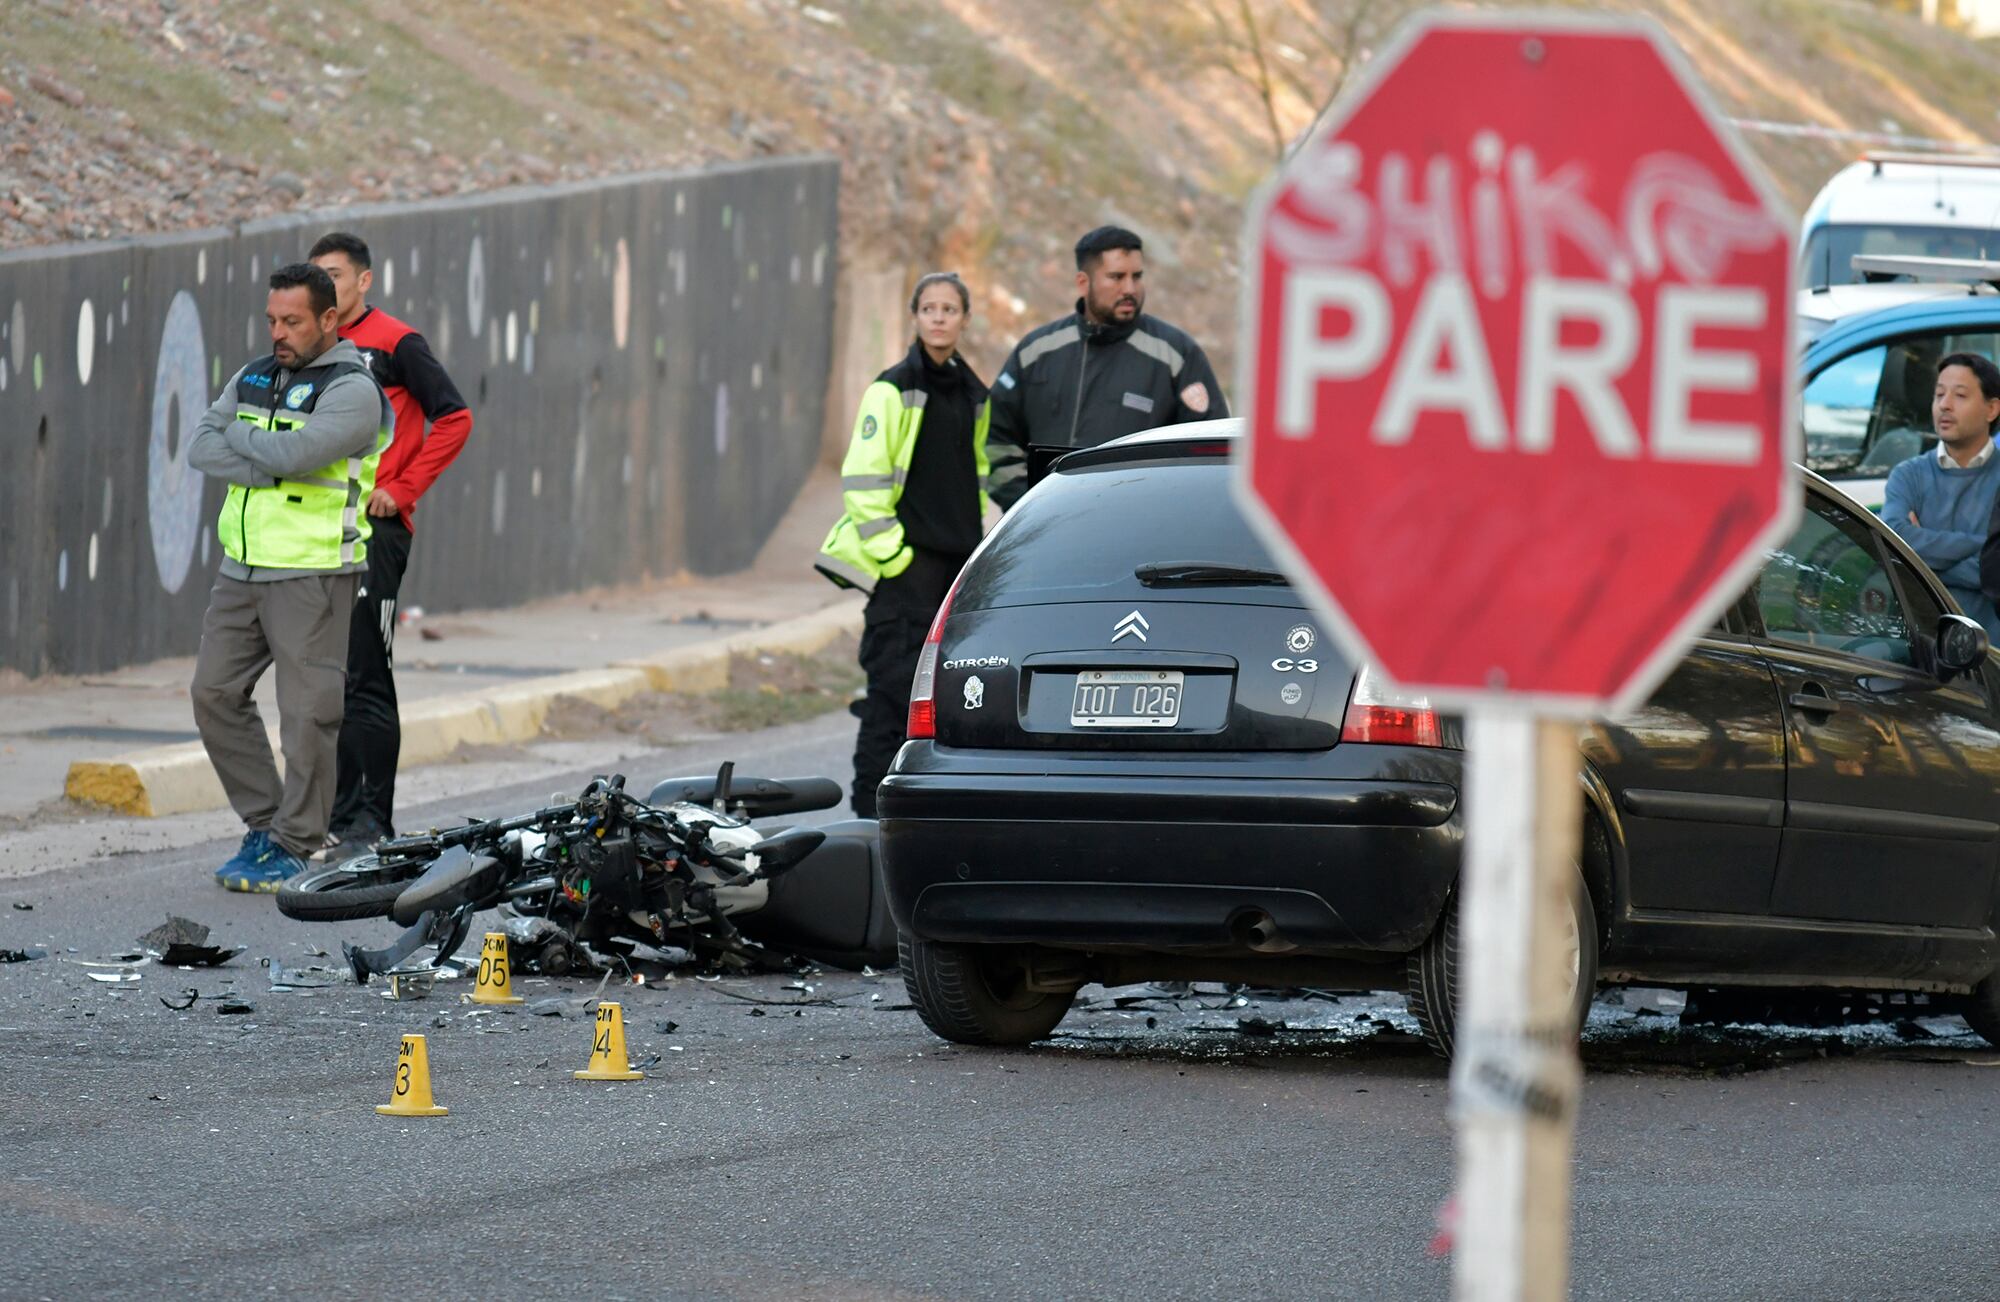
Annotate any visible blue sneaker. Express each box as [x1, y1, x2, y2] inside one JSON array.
[[213, 829, 270, 889], [215, 830, 306, 893]]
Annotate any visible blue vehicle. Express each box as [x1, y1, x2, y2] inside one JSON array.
[[1800, 287, 2000, 510]]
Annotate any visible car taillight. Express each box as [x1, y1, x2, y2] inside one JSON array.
[[1341, 665, 1442, 747], [906, 574, 962, 740]]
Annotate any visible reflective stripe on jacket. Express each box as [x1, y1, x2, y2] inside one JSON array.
[[218, 356, 391, 572], [817, 364, 991, 594], [986, 303, 1227, 508]]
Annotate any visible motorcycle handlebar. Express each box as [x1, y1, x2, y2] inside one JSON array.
[[376, 800, 579, 858]]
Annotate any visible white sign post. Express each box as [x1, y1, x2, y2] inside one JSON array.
[[1454, 714, 1583, 1298], [1233, 13, 1799, 1301]]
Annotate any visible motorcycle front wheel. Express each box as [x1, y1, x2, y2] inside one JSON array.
[[276, 854, 416, 922]]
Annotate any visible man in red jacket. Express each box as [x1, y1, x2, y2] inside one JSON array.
[[308, 231, 473, 858]]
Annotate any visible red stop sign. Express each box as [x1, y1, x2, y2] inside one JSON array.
[[1236, 14, 1797, 716]]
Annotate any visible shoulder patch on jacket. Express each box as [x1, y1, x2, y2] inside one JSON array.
[[862, 414, 878, 439]]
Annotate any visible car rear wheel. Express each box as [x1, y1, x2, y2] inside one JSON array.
[[899, 934, 1075, 1045], [1406, 870, 1599, 1060], [1962, 974, 2000, 1048]]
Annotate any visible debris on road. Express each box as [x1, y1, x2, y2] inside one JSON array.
[[266, 960, 344, 991], [216, 999, 254, 1015], [1, 947, 47, 963], [384, 971, 435, 1001], [714, 988, 843, 1009], [160, 988, 199, 1011], [11, 902, 32, 911], [87, 970, 140, 984], [138, 916, 243, 967]]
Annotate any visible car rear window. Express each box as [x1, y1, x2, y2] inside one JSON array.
[[960, 457, 1301, 610]]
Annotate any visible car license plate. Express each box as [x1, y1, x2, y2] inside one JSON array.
[[1070, 670, 1183, 728]]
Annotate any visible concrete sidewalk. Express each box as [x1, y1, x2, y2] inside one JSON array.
[[0, 469, 858, 825]]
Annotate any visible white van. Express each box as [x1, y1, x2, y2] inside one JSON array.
[[1800, 152, 2000, 289]]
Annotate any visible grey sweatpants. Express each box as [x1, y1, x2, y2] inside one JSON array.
[[190, 571, 357, 859]]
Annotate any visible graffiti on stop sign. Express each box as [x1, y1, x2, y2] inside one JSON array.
[[1269, 141, 1783, 463], [1236, 16, 1798, 715]]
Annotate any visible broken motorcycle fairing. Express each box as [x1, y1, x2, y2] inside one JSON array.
[[338, 764, 894, 982]]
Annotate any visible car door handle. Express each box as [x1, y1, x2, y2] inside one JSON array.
[[1788, 688, 1840, 717]]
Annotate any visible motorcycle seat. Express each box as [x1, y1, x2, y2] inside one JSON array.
[[645, 774, 843, 818]]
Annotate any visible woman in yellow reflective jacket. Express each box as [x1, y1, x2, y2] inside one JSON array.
[[818, 272, 991, 816]]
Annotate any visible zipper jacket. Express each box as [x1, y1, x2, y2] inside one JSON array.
[[986, 300, 1227, 508]]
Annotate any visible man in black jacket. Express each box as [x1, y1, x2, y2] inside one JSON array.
[[987, 225, 1227, 507]]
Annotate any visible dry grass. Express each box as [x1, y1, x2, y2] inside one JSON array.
[[6, 0, 2000, 378]]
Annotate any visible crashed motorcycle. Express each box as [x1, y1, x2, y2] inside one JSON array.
[[275, 765, 894, 980]]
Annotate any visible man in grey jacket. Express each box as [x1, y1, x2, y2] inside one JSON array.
[[186, 262, 391, 891], [986, 226, 1228, 507]]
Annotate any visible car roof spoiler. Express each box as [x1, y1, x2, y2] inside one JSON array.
[[1851, 254, 2000, 288], [1050, 422, 1241, 473]]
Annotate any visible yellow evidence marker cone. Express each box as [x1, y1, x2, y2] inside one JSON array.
[[575, 1001, 645, 1081], [470, 931, 525, 1005], [376, 1033, 449, 1117]]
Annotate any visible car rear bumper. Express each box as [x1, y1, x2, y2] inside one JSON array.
[[879, 752, 1462, 958]]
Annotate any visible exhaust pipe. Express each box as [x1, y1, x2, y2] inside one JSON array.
[[1230, 908, 1297, 954]]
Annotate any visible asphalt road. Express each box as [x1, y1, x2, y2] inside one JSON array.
[[2, 712, 1995, 1301]]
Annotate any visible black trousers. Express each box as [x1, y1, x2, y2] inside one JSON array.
[[851, 547, 965, 818], [329, 513, 412, 838]]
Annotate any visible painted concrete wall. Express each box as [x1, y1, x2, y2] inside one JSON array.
[[0, 157, 839, 676]]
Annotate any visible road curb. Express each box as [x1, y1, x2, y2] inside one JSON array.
[[63, 599, 865, 818]]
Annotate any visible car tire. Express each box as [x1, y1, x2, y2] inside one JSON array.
[[275, 856, 409, 922], [1406, 869, 1600, 1060], [898, 933, 1074, 1045], [1962, 974, 2000, 1048]]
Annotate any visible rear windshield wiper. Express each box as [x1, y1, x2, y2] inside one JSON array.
[[1134, 561, 1291, 588]]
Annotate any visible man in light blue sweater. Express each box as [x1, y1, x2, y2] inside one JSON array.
[[1885, 351, 2000, 641]]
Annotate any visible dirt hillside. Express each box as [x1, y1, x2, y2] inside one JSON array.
[[3, 0, 1996, 381]]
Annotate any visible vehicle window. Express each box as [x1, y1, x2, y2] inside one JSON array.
[[1754, 496, 1913, 665], [1801, 223, 1995, 287], [1801, 345, 1885, 475], [1805, 330, 2000, 476], [959, 458, 1300, 609], [1887, 553, 1946, 633]]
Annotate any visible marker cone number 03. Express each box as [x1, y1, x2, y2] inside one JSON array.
[[376, 1033, 448, 1116]]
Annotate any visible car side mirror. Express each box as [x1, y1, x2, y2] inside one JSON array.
[[1935, 613, 1989, 678]]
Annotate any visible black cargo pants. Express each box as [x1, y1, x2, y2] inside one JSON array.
[[329, 512, 413, 839], [850, 546, 965, 818]]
